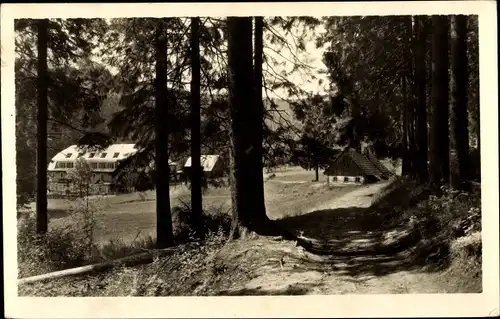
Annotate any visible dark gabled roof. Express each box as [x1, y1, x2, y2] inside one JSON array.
[[347, 148, 384, 177], [365, 151, 395, 179], [324, 148, 394, 180]]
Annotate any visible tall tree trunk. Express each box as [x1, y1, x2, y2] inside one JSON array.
[[36, 19, 49, 234], [414, 16, 429, 182], [401, 75, 410, 176], [406, 16, 417, 178], [227, 17, 273, 239], [449, 15, 470, 190], [190, 17, 204, 239], [253, 17, 269, 209], [429, 16, 450, 185], [154, 23, 174, 248]]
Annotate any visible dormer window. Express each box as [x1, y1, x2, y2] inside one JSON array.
[[65, 153, 72, 158], [89, 153, 96, 158], [55, 162, 65, 169], [100, 153, 108, 158], [113, 152, 120, 158], [77, 151, 85, 158]]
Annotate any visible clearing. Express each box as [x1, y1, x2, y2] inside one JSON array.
[[25, 166, 361, 244]]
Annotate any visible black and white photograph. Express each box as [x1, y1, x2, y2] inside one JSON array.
[[2, 2, 499, 318]]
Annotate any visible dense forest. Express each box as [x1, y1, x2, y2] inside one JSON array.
[[15, 16, 483, 296]]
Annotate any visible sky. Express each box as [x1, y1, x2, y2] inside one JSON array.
[[92, 18, 330, 101], [270, 21, 329, 97]]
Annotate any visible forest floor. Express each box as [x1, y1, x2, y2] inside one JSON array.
[[18, 166, 481, 296]]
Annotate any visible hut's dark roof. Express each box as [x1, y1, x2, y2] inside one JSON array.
[[366, 151, 394, 179], [324, 148, 394, 180]]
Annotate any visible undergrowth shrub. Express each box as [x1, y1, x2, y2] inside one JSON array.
[[172, 196, 231, 244], [17, 215, 88, 278], [417, 185, 481, 240], [18, 195, 104, 278], [18, 194, 232, 278], [96, 236, 157, 261], [439, 231, 482, 292], [105, 229, 228, 296], [372, 178, 481, 271]]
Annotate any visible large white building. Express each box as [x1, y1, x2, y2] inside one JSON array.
[[48, 143, 138, 195]]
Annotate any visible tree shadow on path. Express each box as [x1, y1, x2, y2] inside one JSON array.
[[275, 205, 449, 279]]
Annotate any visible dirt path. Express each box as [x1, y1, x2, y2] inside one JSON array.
[[304, 181, 390, 213], [218, 238, 452, 295], [217, 180, 456, 295]]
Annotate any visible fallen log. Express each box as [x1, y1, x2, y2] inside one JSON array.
[[19, 242, 200, 285]]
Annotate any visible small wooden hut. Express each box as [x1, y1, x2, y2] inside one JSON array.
[[323, 148, 394, 184]]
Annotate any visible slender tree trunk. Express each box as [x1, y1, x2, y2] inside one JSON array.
[[314, 163, 319, 182], [190, 17, 204, 239], [227, 17, 274, 239], [253, 17, 269, 216], [154, 22, 174, 248], [429, 16, 450, 185], [36, 19, 49, 234], [401, 76, 410, 176], [406, 16, 417, 178], [414, 16, 429, 182], [449, 15, 470, 190]]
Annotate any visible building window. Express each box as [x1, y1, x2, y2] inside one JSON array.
[[56, 162, 69, 169], [113, 152, 120, 158], [344, 177, 349, 182], [99, 163, 106, 169], [355, 177, 361, 183], [66, 162, 74, 169], [107, 163, 115, 169], [65, 153, 72, 158], [91, 163, 98, 169], [333, 176, 338, 182], [100, 153, 107, 158], [89, 153, 96, 158]]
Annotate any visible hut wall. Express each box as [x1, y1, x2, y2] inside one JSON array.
[[327, 175, 366, 184]]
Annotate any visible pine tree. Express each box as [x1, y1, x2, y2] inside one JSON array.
[[414, 16, 429, 182], [154, 21, 174, 248], [15, 18, 110, 207], [36, 19, 49, 234], [429, 16, 450, 185], [449, 15, 470, 189], [227, 17, 274, 238], [190, 17, 204, 239]]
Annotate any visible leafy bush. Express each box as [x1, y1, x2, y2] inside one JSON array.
[[17, 215, 88, 278], [420, 185, 481, 239], [371, 178, 481, 271]]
